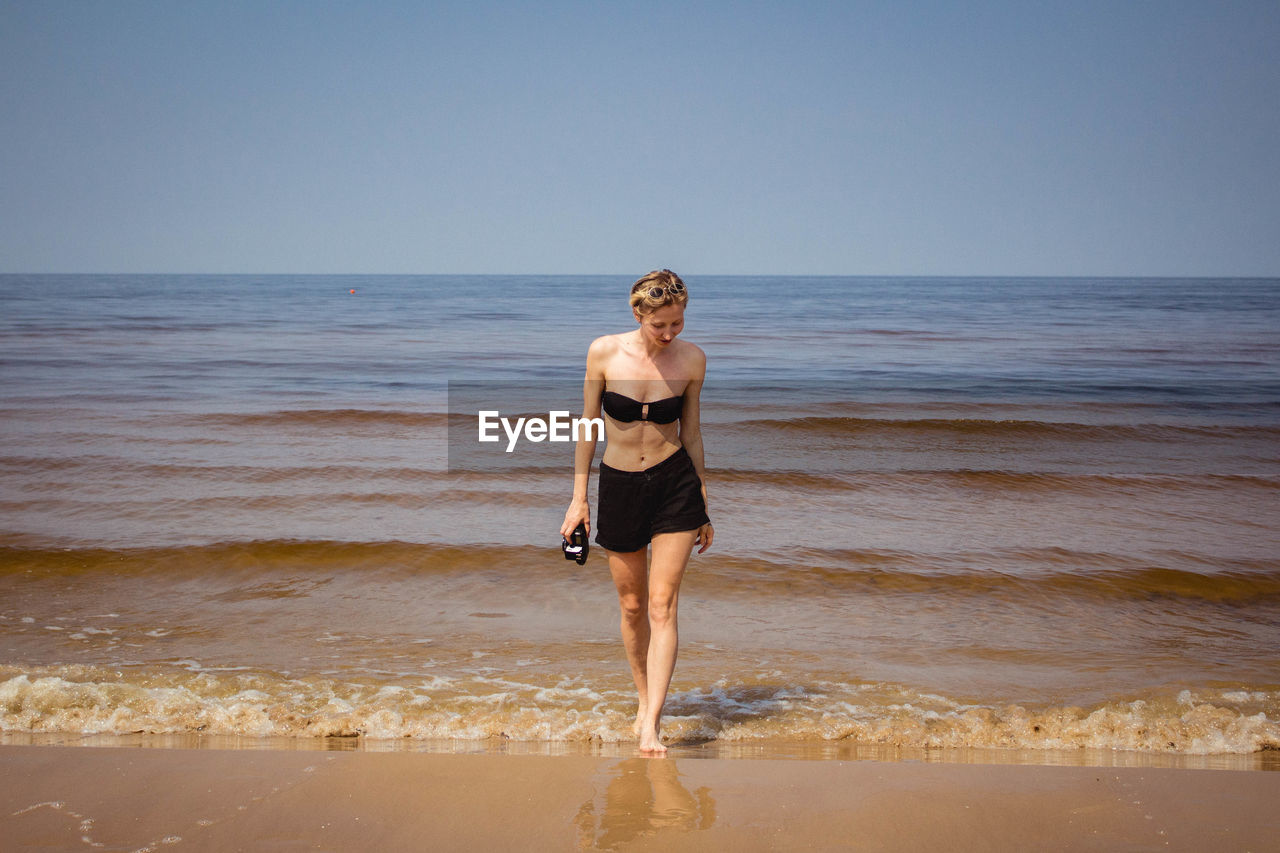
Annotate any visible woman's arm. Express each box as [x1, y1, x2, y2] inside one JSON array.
[[679, 346, 714, 553], [561, 337, 609, 539]]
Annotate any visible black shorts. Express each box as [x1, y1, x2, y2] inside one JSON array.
[[595, 446, 710, 553]]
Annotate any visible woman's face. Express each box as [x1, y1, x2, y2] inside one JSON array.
[[634, 302, 686, 349]]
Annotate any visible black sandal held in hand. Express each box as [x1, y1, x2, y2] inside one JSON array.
[[562, 521, 589, 565]]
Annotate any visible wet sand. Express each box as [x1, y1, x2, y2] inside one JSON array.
[[3, 744, 1278, 851]]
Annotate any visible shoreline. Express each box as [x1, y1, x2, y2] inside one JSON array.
[[4, 731, 1278, 772], [3, 742, 1279, 851]]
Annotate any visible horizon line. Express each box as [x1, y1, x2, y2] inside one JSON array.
[[2, 271, 1278, 280]]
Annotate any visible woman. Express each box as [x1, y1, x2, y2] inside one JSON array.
[[560, 269, 714, 754]]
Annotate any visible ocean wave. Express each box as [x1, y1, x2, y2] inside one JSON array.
[[1, 666, 1274, 754], [3, 542, 1277, 604], [11, 450, 1274, 496], [15, 406, 1275, 444], [732, 416, 1280, 442], [0, 540, 528, 580], [713, 467, 1280, 495], [170, 409, 455, 430], [706, 551, 1280, 603]]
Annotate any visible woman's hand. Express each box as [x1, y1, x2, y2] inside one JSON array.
[[694, 482, 713, 553], [695, 521, 714, 554], [561, 499, 591, 540]]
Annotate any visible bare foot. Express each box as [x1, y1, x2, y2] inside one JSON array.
[[638, 723, 666, 755], [632, 703, 648, 737]]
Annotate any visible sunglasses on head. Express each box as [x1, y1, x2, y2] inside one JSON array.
[[637, 281, 686, 300]]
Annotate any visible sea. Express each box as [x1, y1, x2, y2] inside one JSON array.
[[1, 274, 1278, 766]]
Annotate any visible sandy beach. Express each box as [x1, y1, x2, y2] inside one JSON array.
[[3, 743, 1278, 851]]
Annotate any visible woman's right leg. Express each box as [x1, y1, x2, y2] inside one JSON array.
[[635, 530, 696, 754], [607, 546, 651, 733]]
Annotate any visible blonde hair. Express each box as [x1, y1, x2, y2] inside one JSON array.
[[629, 269, 689, 315]]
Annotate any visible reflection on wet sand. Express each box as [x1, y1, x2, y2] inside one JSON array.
[[575, 758, 716, 850]]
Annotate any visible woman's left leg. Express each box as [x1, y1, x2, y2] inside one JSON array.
[[637, 529, 698, 754], [606, 546, 652, 733]]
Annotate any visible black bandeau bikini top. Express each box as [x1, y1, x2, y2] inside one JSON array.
[[602, 390, 683, 424]]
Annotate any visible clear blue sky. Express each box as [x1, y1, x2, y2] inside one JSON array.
[[2, 0, 1278, 275]]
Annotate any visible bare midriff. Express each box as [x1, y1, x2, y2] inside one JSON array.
[[599, 417, 681, 471]]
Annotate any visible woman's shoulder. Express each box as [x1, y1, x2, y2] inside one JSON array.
[[589, 332, 627, 348], [584, 333, 628, 378], [672, 339, 706, 369], [587, 333, 627, 359]]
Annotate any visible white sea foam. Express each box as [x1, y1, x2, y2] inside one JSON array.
[[1, 667, 1275, 754]]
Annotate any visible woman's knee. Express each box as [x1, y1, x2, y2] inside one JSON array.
[[618, 593, 646, 621], [647, 591, 678, 627]]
